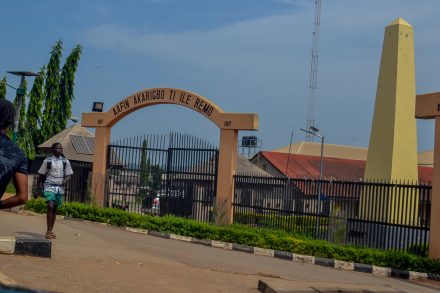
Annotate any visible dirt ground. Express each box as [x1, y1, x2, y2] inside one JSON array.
[[0, 211, 261, 293], [1, 211, 439, 293]]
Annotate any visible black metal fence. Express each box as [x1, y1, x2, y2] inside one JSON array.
[[31, 160, 93, 203], [233, 175, 431, 254], [106, 133, 218, 222]]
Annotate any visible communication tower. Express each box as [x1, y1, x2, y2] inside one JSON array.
[[305, 0, 322, 141]]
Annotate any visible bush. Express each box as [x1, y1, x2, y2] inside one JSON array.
[[407, 243, 429, 257], [5, 181, 16, 194], [233, 211, 327, 237], [25, 197, 47, 213], [24, 199, 440, 274]]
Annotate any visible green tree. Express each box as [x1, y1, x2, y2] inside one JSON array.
[[17, 121, 35, 158], [139, 138, 151, 207], [22, 67, 46, 158], [139, 138, 163, 208], [150, 165, 163, 194], [0, 77, 6, 99], [140, 139, 151, 190], [12, 40, 82, 157], [57, 44, 82, 132], [15, 80, 28, 151], [41, 40, 63, 142]]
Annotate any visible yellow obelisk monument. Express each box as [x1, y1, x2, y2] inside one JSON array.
[[364, 18, 418, 181], [363, 18, 418, 223]]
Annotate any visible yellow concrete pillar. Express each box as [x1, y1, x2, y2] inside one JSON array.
[[91, 127, 111, 206], [27, 174, 34, 200], [216, 129, 238, 225], [428, 117, 440, 258], [416, 92, 440, 259], [363, 18, 418, 224]]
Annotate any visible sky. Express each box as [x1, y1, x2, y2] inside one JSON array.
[[1, 0, 440, 152]]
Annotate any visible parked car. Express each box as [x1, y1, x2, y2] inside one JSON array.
[[151, 195, 160, 214], [140, 192, 160, 215]]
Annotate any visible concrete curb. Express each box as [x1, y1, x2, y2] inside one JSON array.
[[0, 235, 51, 258], [61, 216, 440, 282], [257, 280, 277, 293]]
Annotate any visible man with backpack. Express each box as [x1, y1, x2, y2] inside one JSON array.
[[38, 142, 73, 239]]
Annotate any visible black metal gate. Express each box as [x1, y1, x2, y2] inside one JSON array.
[[105, 133, 218, 222]]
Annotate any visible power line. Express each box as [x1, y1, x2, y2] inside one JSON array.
[[0, 80, 18, 90]]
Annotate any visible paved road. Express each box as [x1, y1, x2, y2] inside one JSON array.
[[0, 211, 439, 293]]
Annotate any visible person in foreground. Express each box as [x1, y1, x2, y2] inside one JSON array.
[[0, 99, 28, 209], [38, 142, 73, 239]]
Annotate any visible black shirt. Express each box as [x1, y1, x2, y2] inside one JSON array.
[[0, 132, 28, 198]]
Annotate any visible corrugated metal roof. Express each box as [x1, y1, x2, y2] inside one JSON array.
[[272, 141, 434, 165], [271, 141, 368, 160], [259, 151, 432, 183], [418, 150, 434, 166], [236, 154, 272, 176], [172, 153, 272, 181]]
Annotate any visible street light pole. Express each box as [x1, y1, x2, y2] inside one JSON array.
[[318, 135, 324, 183], [300, 127, 325, 237], [7, 71, 39, 143]]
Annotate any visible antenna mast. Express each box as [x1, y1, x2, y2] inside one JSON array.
[[305, 0, 321, 141]]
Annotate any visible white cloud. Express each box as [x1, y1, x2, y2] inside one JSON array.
[[83, 12, 310, 74], [80, 0, 440, 150]]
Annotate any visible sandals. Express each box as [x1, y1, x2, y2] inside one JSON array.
[[45, 232, 56, 239]]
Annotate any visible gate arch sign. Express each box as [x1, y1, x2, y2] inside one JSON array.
[[82, 87, 259, 224]]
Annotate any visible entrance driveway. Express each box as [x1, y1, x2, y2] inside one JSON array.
[[0, 211, 439, 293]]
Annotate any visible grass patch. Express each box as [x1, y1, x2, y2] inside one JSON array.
[[5, 181, 15, 194]]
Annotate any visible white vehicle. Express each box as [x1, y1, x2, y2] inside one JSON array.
[[151, 195, 160, 214]]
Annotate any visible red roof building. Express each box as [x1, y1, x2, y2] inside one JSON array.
[[250, 151, 432, 183]]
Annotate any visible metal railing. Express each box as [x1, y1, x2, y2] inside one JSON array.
[[233, 175, 431, 255]]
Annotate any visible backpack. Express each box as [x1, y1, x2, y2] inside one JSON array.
[[42, 157, 67, 183], [46, 157, 67, 175]]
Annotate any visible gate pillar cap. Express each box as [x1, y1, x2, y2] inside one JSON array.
[[416, 92, 440, 119]]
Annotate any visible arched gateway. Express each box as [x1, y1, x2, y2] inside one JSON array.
[[82, 88, 258, 224]]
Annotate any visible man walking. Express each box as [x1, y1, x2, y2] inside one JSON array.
[[0, 99, 28, 209], [38, 143, 73, 239]]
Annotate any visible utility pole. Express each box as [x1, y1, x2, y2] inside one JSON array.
[[7, 71, 39, 143]]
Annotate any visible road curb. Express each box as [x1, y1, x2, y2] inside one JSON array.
[[61, 217, 440, 283], [0, 236, 51, 258], [257, 280, 277, 293]]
